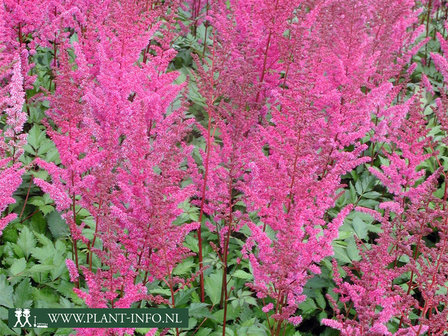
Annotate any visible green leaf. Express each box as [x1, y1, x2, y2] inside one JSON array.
[[333, 245, 351, 264], [298, 298, 317, 315], [184, 234, 198, 253], [362, 191, 381, 199], [46, 147, 60, 163], [346, 237, 360, 262], [187, 207, 199, 221], [349, 182, 357, 202], [1, 224, 19, 243], [354, 179, 363, 195], [31, 243, 55, 264], [32, 286, 59, 307], [37, 139, 57, 159], [31, 211, 47, 233], [0, 275, 14, 308], [50, 258, 67, 281], [315, 291, 326, 309], [27, 125, 46, 151], [188, 317, 198, 330], [196, 328, 213, 336], [173, 259, 195, 276], [0, 320, 14, 336], [10, 258, 27, 275], [28, 264, 54, 273], [352, 216, 368, 239], [47, 211, 70, 238], [237, 324, 269, 336], [175, 287, 196, 307], [29, 195, 55, 216], [189, 302, 215, 320], [232, 270, 253, 280], [29, 196, 45, 207], [205, 272, 222, 305], [16, 226, 36, 259], [41, 205, 55, 215], [34, 231, 53, 246], [0, 307, 7, 320], [357, 199, 379, 208], [14, 279, 33, 308]]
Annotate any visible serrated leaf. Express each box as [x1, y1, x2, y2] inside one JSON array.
[[148, 288, 171, 296], [14, 279, 32, 308], [50, 259, 67, 281], [187, 208, 199, 222], [54, 280, 76, 298], [34, 231, 53, 246], [37, 139, 56, 158], [31, 169, 49, 180], [16, 226, 36, 259], [31, 211, 47, 233], [32, 287, 59, 307], [10, 258, 27, 275], [189, 302, 215, 320], [27, 125, 46, 150], [173, 259, 194, 275], [349, 182, 356, 202], [47, 211, 70, 238], [29, 197, 45, 207], [205, 272, 222, 305], [333, 246, 351, 264], [362, 191, 381, 199], [237, 325, 268, 336], [175, 287, 195, 307], [315, 291, 326, 309], [0, 307, 7, 320], [40, 205, 55, 215], [184, 234, 198, 253], [233, 270, 253, 280], [46, 148, 60, 163], [0, 275, 14, 308], [31, 244, 55, 263], [346, 237, 360, 261], [0, 320, 14, 336], [352, 216, 368, 239], [354, 180, 363, 195], [28, 264, 54, 273], [298, 298, 317, 315], [357, 199, 379, 208], [196, 328, 213, 336], [12, 242, 24, 258]]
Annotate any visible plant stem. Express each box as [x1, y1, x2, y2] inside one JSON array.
[[72, 191, 80, 289], [221, 169, 234, 336], [197, 46, 216, 302]]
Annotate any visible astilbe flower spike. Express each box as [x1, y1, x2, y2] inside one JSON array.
[[32, 1, 197, 335], [0, 54, 26, 236], [240, 0, 421, 331], [323, 36, 448, 332], [186, 0, 423, 333], [189, 0, 313, 329], [1, 0, 77, 90], [0, 0, 78, 236]]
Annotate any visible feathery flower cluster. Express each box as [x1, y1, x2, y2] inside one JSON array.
[[237, 0, 421, 327], [323, 28, 448, 336], [30, 2, 196, 334], [0, 53, 26, 235]]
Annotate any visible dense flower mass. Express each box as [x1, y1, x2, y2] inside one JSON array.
[[1, 0, 448, 335]]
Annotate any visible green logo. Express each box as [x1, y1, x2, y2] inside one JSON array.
[[8, 308, 188, 329]]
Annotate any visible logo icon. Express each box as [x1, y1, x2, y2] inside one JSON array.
[[12, 308, 32, 328]]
